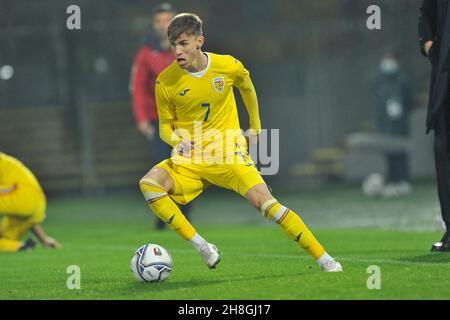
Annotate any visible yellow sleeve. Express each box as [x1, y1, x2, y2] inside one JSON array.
[[159, 118, 182, 147], [155, 79, 182, 147], [155, 79, 175, 120], [232, 58, 261, 135]]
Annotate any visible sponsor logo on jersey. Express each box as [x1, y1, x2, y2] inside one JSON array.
[[213, 77, 225, 93], [179, 89, 190, 96]]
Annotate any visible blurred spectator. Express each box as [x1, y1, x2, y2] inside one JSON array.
[[130, 3, 191, 230], [374, 50, 413, 198]]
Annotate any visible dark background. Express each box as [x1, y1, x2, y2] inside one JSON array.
[[0, 0, 432, 195]]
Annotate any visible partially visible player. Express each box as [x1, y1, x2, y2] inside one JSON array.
[[130, 3, 192, 230], [139, 13, 342, 272], [0, 152, 61, 252]]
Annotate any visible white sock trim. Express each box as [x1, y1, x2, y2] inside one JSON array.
[[316, 252, 334, 265], [271, 206, 289, 223]]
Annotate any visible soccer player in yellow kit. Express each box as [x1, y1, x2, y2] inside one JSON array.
[[139, 13, 342, 272], [0, 152, 61, 252]]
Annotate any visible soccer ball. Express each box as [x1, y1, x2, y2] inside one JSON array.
[[130, 244, 173, 282], [361, 173, 385, 197]]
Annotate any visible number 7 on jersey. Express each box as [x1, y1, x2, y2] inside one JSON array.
[[201, 103, 211, 122]]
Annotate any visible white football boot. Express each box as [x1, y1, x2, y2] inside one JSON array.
[[199, 243, 221, 269], [320, 259, 343, 272]]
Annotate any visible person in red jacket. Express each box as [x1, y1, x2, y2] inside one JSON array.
[[130, 3, 191, 230]]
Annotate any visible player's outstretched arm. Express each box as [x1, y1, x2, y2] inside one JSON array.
[[239, 78, 261, 132], [235, 68, 261, 138], [238, 77, 261, 146], [31, 224, 62, 249]]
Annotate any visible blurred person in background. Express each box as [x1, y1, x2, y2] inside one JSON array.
[[0, 152, 61, 252], [374, 50, 413, 198], [130, 3, 192, 230], [419, 0, 450, 252]]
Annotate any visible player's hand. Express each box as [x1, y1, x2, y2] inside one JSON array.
[[42, 237, 62, 249], [176, 139, 195, 158], [247, 129, 259, 146], [137, 121, 155, 140], [424, 40, 433, 57], [248, 134, 259, 145]]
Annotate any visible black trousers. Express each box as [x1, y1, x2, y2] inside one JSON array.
[[386, 152, 410, 183], [433, 105, 450, 225]]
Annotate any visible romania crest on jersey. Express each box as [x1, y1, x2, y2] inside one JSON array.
[[213, 77, 225, 93]]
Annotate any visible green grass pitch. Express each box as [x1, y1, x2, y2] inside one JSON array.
[[1, 182, 450, 299]]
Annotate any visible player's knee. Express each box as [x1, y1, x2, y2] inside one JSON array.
[[139, 176, 169, 204], [246, 184, 274, 210], [139, 167, 171, 192], [139, 176, 159, 191]]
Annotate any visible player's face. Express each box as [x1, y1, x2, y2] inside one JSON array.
[[153, 12, 174, 40], [171, 33, 204, 69]]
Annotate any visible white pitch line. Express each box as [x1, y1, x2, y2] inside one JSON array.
[[75, 244, 450, 267], [206, 251, 450, 267]]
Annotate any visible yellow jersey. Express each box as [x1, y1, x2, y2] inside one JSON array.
[[0, 152, 42, 192], [155, 52, 260, 163], [0, 152, 46, 224]]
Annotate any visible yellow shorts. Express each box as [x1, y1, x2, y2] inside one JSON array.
[[0, 185, 46, 240], [156, 153, 266, 205]]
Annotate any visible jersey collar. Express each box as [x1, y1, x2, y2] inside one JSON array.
[[185, 52, 211, 78]]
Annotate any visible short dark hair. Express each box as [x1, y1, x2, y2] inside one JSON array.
[[152, 3, 176, 17], [167, 13, 203, 44]]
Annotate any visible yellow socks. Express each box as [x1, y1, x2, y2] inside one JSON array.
[[140, 178, 196, 241], [140, 179, 327, 261], [261, 199, 325, 259]]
